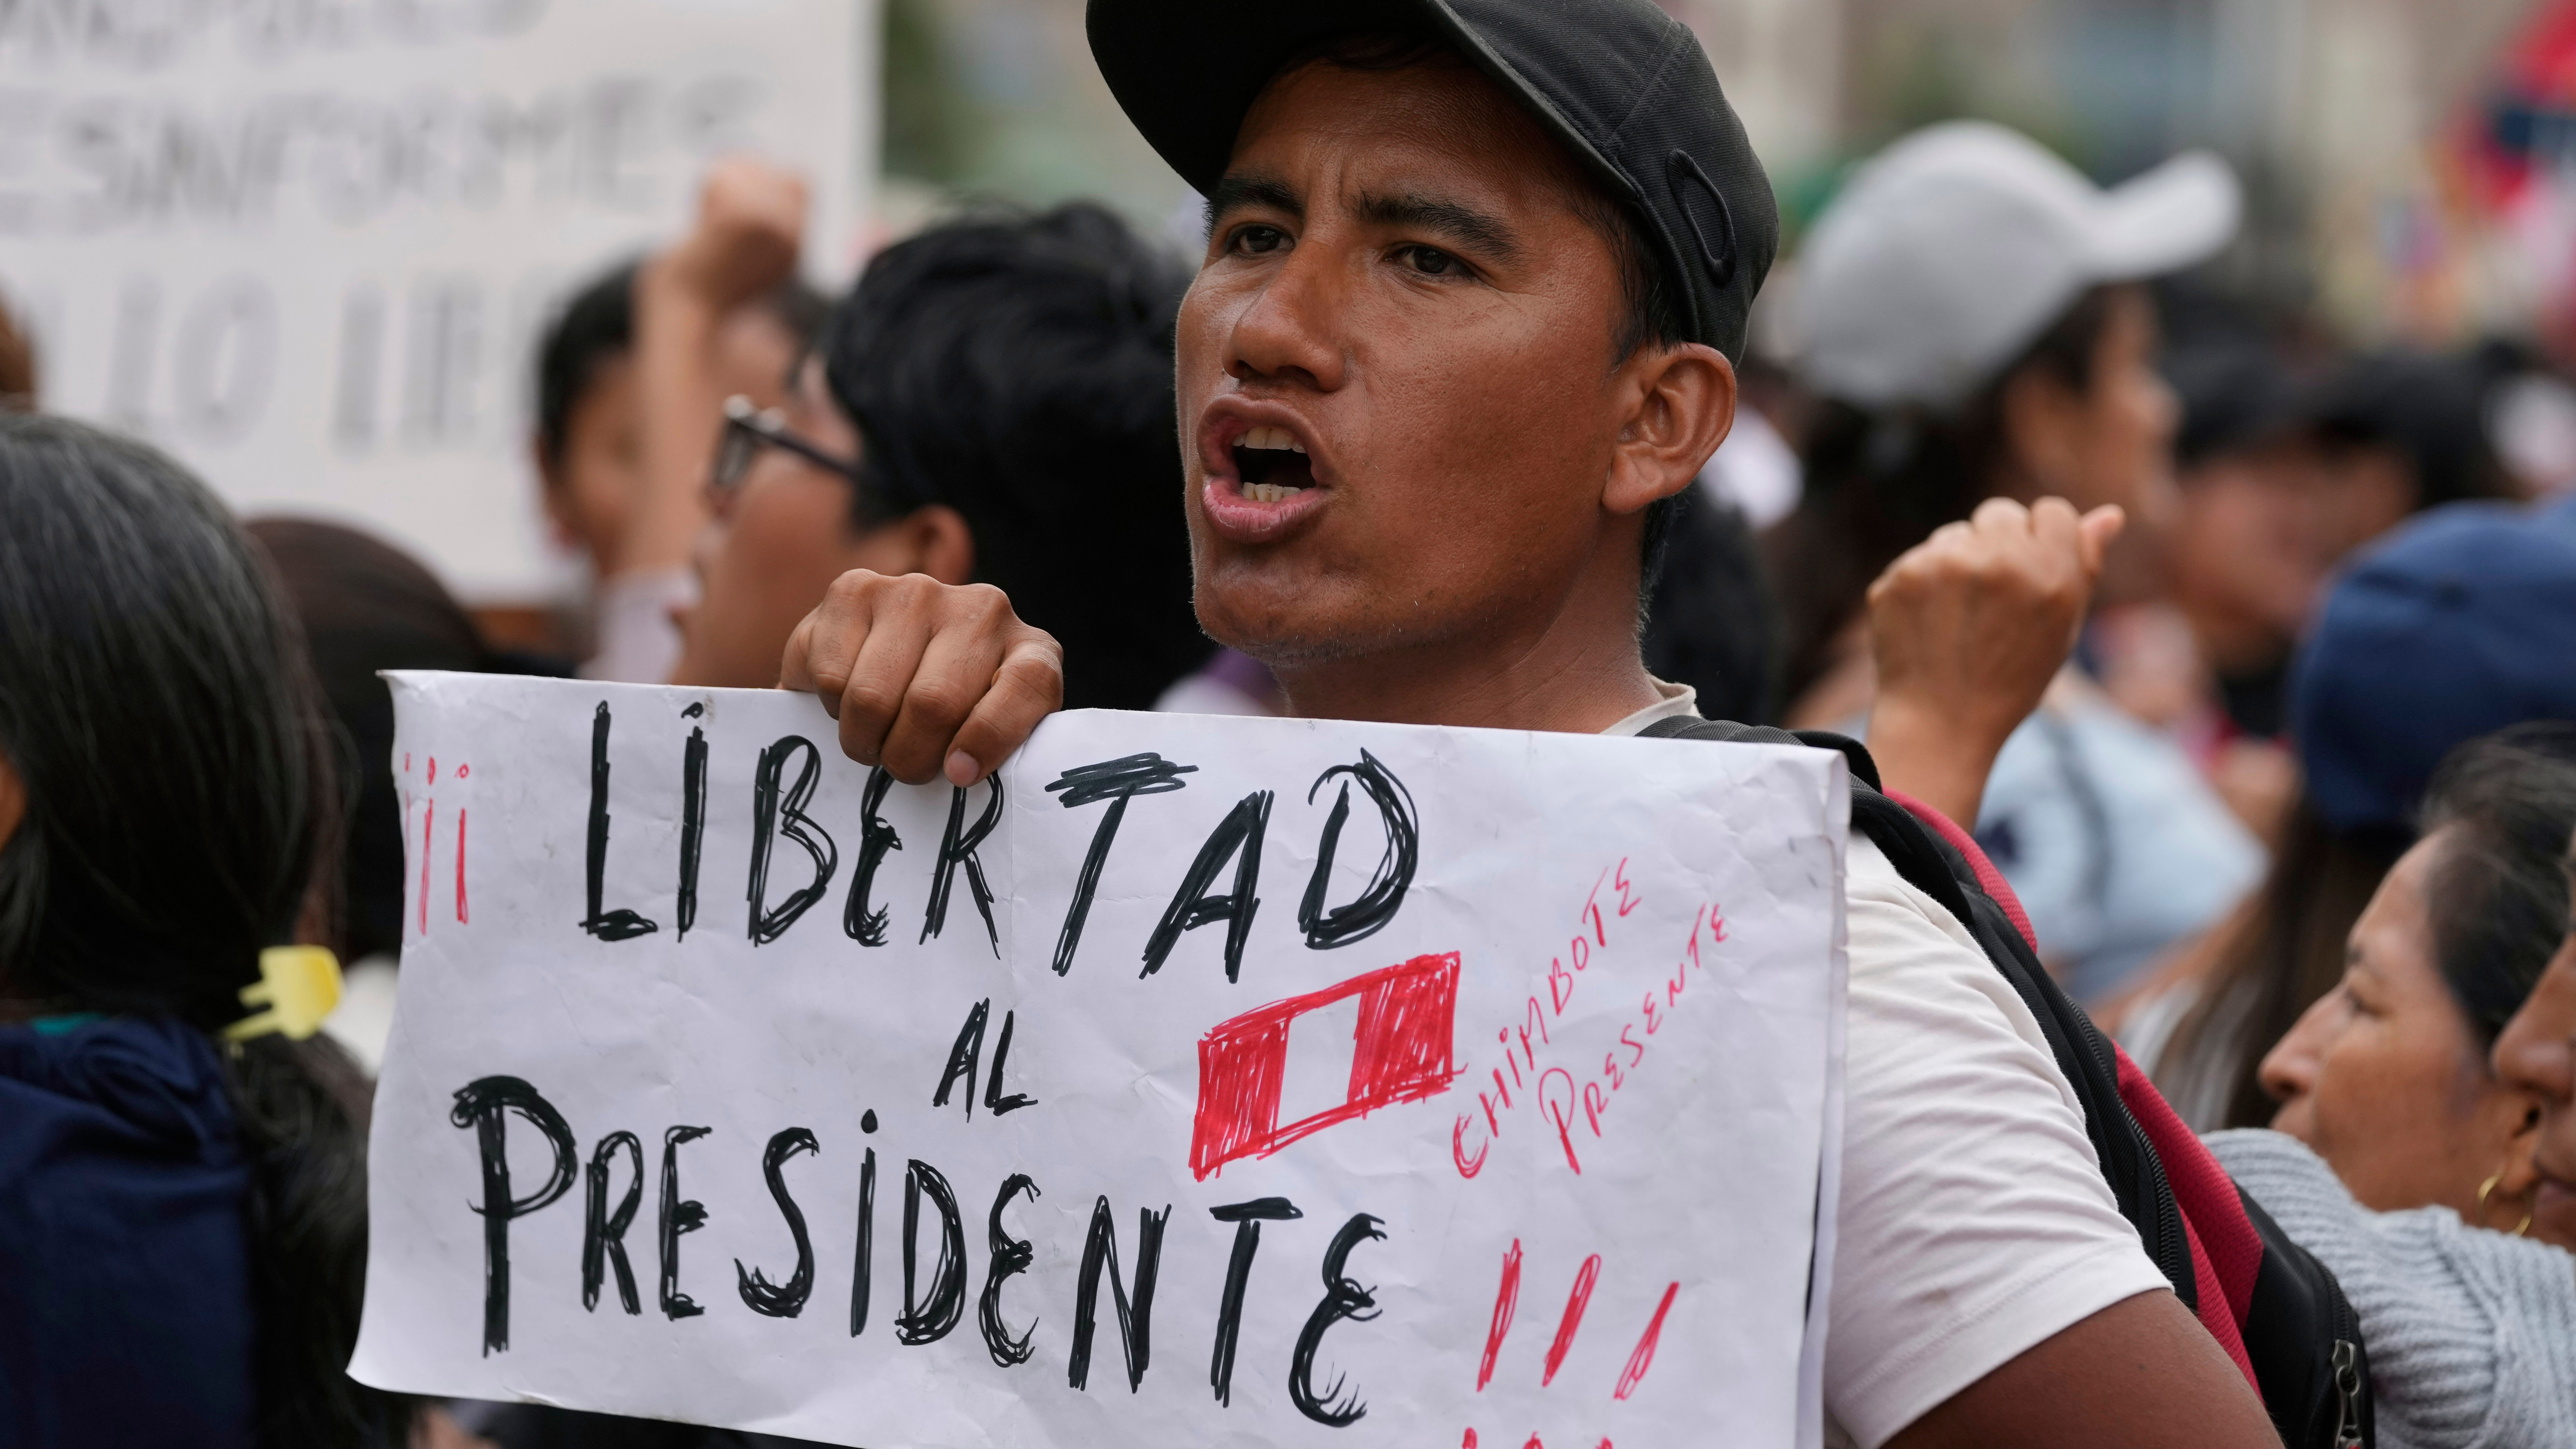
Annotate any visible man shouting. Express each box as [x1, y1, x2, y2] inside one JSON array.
[[780, 3, 2276, 1444]]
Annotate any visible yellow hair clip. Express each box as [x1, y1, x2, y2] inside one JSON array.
[[223, 946, 343, 1043]]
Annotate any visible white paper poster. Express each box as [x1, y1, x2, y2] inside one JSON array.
[[0, 0, 872, 599], [352, 672, 1849, 1448]]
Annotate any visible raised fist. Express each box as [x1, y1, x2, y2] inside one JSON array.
[[1864, 495, 2126, 824], [656, 157, 810, 310]]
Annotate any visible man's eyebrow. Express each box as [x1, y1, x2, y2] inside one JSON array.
[[1206, 173, 1302, 229], [1353, 190, 1524, 263]]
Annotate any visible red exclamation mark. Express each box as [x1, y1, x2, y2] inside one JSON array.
[[1611, 1283, 1680, 1401], [1477, 1239, 1522, 1391], [419, 757, 436, 936], [399, 753, 413, 926], [1541, 1254, 1601, 1386], [453, 762, 470, 924]]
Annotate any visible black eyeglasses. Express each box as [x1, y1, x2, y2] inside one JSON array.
[[709, 394, 864, 501]]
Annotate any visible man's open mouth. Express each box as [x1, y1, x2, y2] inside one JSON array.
[[1231, 425, 1316, 503]]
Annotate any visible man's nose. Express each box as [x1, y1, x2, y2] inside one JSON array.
[[1226, 247, 1347, 392], [2496, 956, 2576, 1102]]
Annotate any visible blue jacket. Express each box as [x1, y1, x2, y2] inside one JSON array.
[[0, 1016, 255, 1448]]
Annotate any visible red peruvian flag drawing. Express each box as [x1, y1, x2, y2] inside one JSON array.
[[1190, 951, 1463, 1181]]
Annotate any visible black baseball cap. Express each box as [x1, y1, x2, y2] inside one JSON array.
[[1085, 0, 1779, 362]]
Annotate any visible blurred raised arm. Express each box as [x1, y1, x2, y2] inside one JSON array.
[[1865, 496, 2124, 827], [622, 158, 810, 580]]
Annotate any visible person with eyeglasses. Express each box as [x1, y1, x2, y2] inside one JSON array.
[[669, 202, 1210, 710]]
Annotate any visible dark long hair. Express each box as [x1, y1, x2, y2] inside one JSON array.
[[0, 415, 399, 1445], [1767, 287, 2120, 704], [2159, 723, 2576, 1128]]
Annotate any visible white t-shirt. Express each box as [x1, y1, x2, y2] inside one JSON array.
[[1607, 687, 2170, 1448]]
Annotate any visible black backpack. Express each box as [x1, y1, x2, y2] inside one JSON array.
[[1640, 716, 2372, 1448]]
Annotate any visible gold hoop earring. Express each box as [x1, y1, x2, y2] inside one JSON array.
[[2477, 1172, 2535, 1237]]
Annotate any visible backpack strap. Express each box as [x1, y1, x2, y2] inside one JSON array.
[[1878, 785, 2043, 956], [2112, 1044, 2260, 1389], [1635, 716, 1886, 789], [1637, 715, 2198, 1309]]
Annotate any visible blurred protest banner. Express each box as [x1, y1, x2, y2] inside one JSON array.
[[0, 0, 872, 599], [350, 674, 1850, 1448]]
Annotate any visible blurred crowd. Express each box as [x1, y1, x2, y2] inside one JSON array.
[[6, 5, 2576, 1449]]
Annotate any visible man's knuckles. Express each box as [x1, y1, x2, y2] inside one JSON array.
[[822, 568, 892, 613], [837, 573, 1024, 632], [898, 681, 979, 733], [950, 580, 1012, 616], [807, 667, 854, 704], [838, 680, 911, 729], [992, 654, 1067, 711], [877, 730, 952, 782], [873, 572, 947, 609]]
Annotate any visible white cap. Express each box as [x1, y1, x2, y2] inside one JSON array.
[[1795, 121, 2241, 411]]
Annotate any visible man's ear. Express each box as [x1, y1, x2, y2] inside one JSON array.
[[854, 503, 977, 586], [1604, 344, 1735, 517], [916, 505, 976, 585]]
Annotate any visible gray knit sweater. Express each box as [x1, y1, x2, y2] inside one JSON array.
[[2207, 1129, 2576, 1449]]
